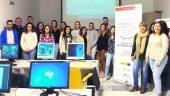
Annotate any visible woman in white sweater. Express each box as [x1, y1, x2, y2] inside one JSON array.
[[145, 21, 169, 96], [59, 26, 72, 59], [20, 23, 38, 60]]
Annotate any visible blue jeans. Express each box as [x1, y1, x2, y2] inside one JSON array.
[[105, 53, 114, 79], [85, 55, 93, 60], [149, 57, 168, 96], [133, 59, 148, 89], [22, 48, 36, 60], [54, 44, 59, 59]]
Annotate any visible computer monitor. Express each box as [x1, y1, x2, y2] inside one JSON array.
[[1, 44, 18, 59], [0, 61, 12, 93], [66, 43, 85, 60], [29, 61, 69, 89], [37, 43, 55, 59]]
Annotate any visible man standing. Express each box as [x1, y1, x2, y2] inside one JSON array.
[[24, 16, 36, 32], [103, 17, 110, 29], [87, 22, 99, 59], [1, 20, 18, 46], [13, 17, 23, 59]]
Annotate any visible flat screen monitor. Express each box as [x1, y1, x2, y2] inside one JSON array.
[[1, 44, 18, 59], [37, 43, 55, 59], [67, 43, 85, 60], [29, 61, 69, 89], [0, 61, 12, 92]]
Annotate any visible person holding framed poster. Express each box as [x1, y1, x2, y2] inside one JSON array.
[[38, 25, 55, 59]]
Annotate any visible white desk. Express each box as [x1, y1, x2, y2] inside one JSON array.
[[3, 88, 92, 96], [12, 60, 99, 77], [13, 60, 98, 69]]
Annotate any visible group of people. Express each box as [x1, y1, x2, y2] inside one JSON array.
[[130, 21, 170, 96], [0, 16, 115, 78], [1, 16, 170, 96]]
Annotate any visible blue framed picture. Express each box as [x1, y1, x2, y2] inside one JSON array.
[[37, 43, 55, 59], [66, 43, 85, 60], [1, 44, 18, 59]]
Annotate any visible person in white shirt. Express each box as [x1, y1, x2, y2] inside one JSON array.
[[0, 20, 19, 59], [59, 26, 72, 59], [1, 20, 18, 45], [71, 21, 84, 43], [20, 23, 37, 60], [145, 21, 169, 96], [87, 22, 99, 59]]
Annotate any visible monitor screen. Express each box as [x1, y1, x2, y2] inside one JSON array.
[[0, 61, 12, 92], [37, 43, 55, 59], [29, 61, 69, 89], [67, 43, 85, 60], [1, 44, 18, 59]]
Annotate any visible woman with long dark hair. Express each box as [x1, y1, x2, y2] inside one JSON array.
[[36, 21, 44, 39], [39, 25, 55, 43], [145, 21, 169, 96], [96, 23, 109, 78], [104, 25, 115, 81], [51, 20, 60, 59], [59, 26, 72, 59], [20, 23, 37, 60]]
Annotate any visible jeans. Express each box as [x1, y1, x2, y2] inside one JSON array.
[[54, 44, 59, 59], [22, 48, 36, 60], [85, 55, 93, 60], [105, 53, 114, 79], [149, 57, 168, 96], [133, 59, 148, 89], [91, 46, 97, 59]]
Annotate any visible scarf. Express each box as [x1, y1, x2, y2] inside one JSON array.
[[135, 31, 148, 59]]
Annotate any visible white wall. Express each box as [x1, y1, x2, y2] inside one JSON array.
[[2, 0, 170, 28], [38, 0, 61, 25], [0, 0, 39, 27], [154, 0, 170, 18]]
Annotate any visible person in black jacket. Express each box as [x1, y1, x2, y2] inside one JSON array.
[[13, 17, 23, 59], [51, 20, 61, 59], [95, 23, 109, 78]]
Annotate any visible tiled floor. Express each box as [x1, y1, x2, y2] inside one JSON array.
[[98, 78, 170, 96]]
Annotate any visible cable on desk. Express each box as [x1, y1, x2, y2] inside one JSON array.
[[59, 89, 82, 96]]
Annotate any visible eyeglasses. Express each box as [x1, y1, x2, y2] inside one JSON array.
[[7, 24, 13, 25]]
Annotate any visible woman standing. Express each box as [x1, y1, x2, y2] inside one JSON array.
[[36, 21, 44, 40], [80, 26, 92, 60], [71, 21, 84, 43], [39, 25, 55, 43], [145, 21, 169, 96], [20, 23, 38, 60], [96, 23, 109, 78], [104, 26, 115, 81], [51, 20, 60, 59], [59, 26, 72, 59], [60, 21, 67, 35], [129, 22, 149, 94]]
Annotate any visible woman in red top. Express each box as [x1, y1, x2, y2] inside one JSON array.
[[39, 25, 55, 43]]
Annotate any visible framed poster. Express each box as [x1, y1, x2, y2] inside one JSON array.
[[37, 43, 55, 59], [1, 44, 18, 59]]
